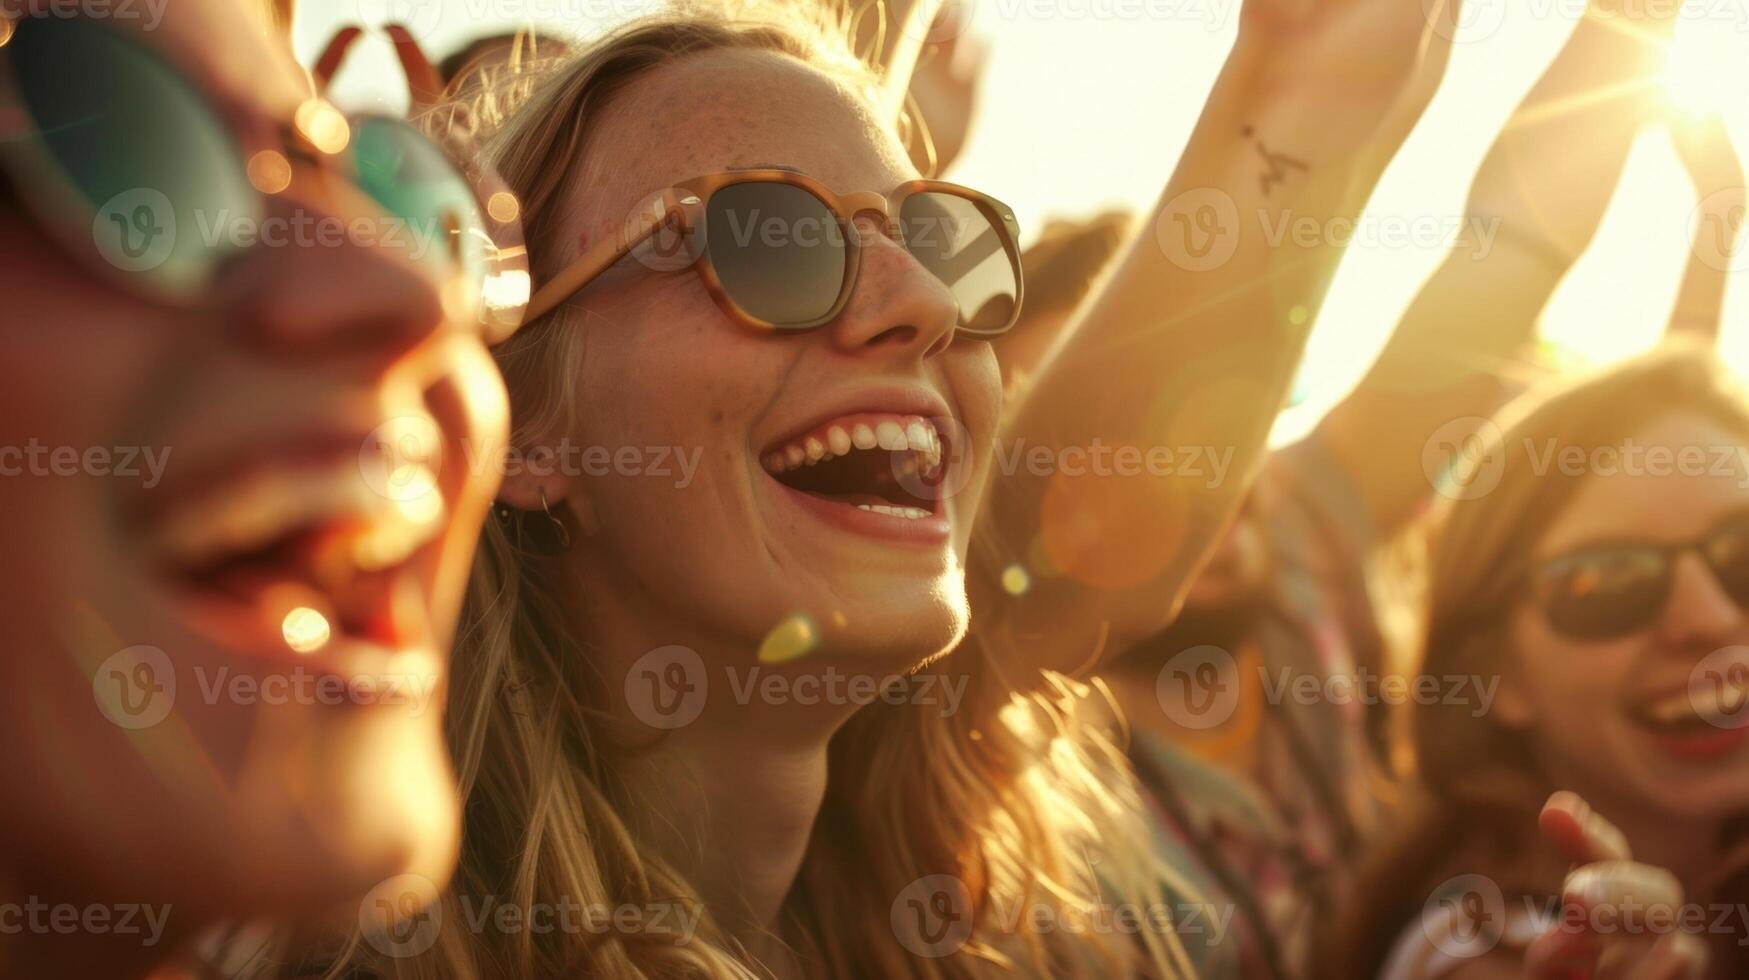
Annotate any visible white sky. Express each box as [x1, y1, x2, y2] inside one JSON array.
[[299, 0, 1749, 442]]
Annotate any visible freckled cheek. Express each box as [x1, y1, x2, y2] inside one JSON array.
[[948, 347, 1003, 463], [583, 346, 772, 474]]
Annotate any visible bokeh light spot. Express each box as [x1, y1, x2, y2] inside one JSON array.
[[487, 191, 520, 224], [295, 99, 351, 155], [758, 613, 818, 665], [246, 150, 292, 195], [282, 607, 332, 654]]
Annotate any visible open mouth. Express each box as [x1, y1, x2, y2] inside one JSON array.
[[141, 458, 447, 655], [1629, 672, 1749, 756], [761, 412, 947, 520]]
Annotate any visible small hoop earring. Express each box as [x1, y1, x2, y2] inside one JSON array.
[[494, 488, 573, 555], [539, 489, 573, 551]]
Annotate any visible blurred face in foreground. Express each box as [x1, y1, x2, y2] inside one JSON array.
[[514, 47, 1003, 681], [0, 0, 508, 946], [1502, 412, 1749, 822]]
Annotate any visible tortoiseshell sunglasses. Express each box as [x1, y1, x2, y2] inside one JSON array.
[[523, 170, 1024, 336]]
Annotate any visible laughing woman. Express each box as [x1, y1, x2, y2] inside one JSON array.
[[0, 0, 524, 976], [315, 0, 1462, 976]]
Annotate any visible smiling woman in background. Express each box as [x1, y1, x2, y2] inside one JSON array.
[[0, 0, 525, 975], [1331, 346, 1749, 979]]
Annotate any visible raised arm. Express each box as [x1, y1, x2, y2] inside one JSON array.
[[1667, 111, 1744, 341], [973, 0, 1464, 672], [1315, 1, 1695, 537]]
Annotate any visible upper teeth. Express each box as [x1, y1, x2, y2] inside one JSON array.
[[146, 462, 445, 574], [1643, 670, 1749, 725], [856, 504, 930, 519], [763, 413, 944, 476]]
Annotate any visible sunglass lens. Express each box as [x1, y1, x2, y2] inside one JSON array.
[[1537, 548, 1668, 640], [703, 181, 847, 328], [9, 17, 259, 296], [348, 118, 506, 322], [1703, 518, 1749, 608], [899, 191, 1019, 335]]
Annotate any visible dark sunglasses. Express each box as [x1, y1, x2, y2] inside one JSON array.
[[1528, 513, 1749, 641], [0, 13, 529, 339], [523, 170, 1025, 336]]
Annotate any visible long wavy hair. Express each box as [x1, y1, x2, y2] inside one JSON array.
[[309, 5, 1192, 978], [1327, 342, 1749, 977]]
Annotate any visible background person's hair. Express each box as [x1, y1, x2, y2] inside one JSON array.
[[1326, 341, 1749, 977], [1011, 211, 1134, 330], [320, 4, 1189, 977]]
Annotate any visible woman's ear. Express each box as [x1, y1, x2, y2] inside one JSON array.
[[500, 448, 580, 514], [496, 443, 602, 541]]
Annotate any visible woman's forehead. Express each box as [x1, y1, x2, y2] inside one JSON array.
[[1535, 412, 1749, 554], [593, 47, 910, 199]]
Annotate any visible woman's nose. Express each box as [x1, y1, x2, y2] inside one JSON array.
[[825, 213, 959, 360], [1659, 550, 1744, 646], [226, 183, 456, 364]]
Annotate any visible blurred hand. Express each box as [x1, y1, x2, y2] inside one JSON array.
[[1525, 792, 1709, 980]]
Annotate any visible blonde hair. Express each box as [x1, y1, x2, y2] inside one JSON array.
[[320, 5, 1192, 977]]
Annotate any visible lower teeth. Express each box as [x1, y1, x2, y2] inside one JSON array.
[[855, 503, 929, 520]]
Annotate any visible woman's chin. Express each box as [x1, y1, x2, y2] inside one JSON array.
[[285, 732, 461, 906], [811, 601, 969, 668], [163, 735, 462, 923]]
